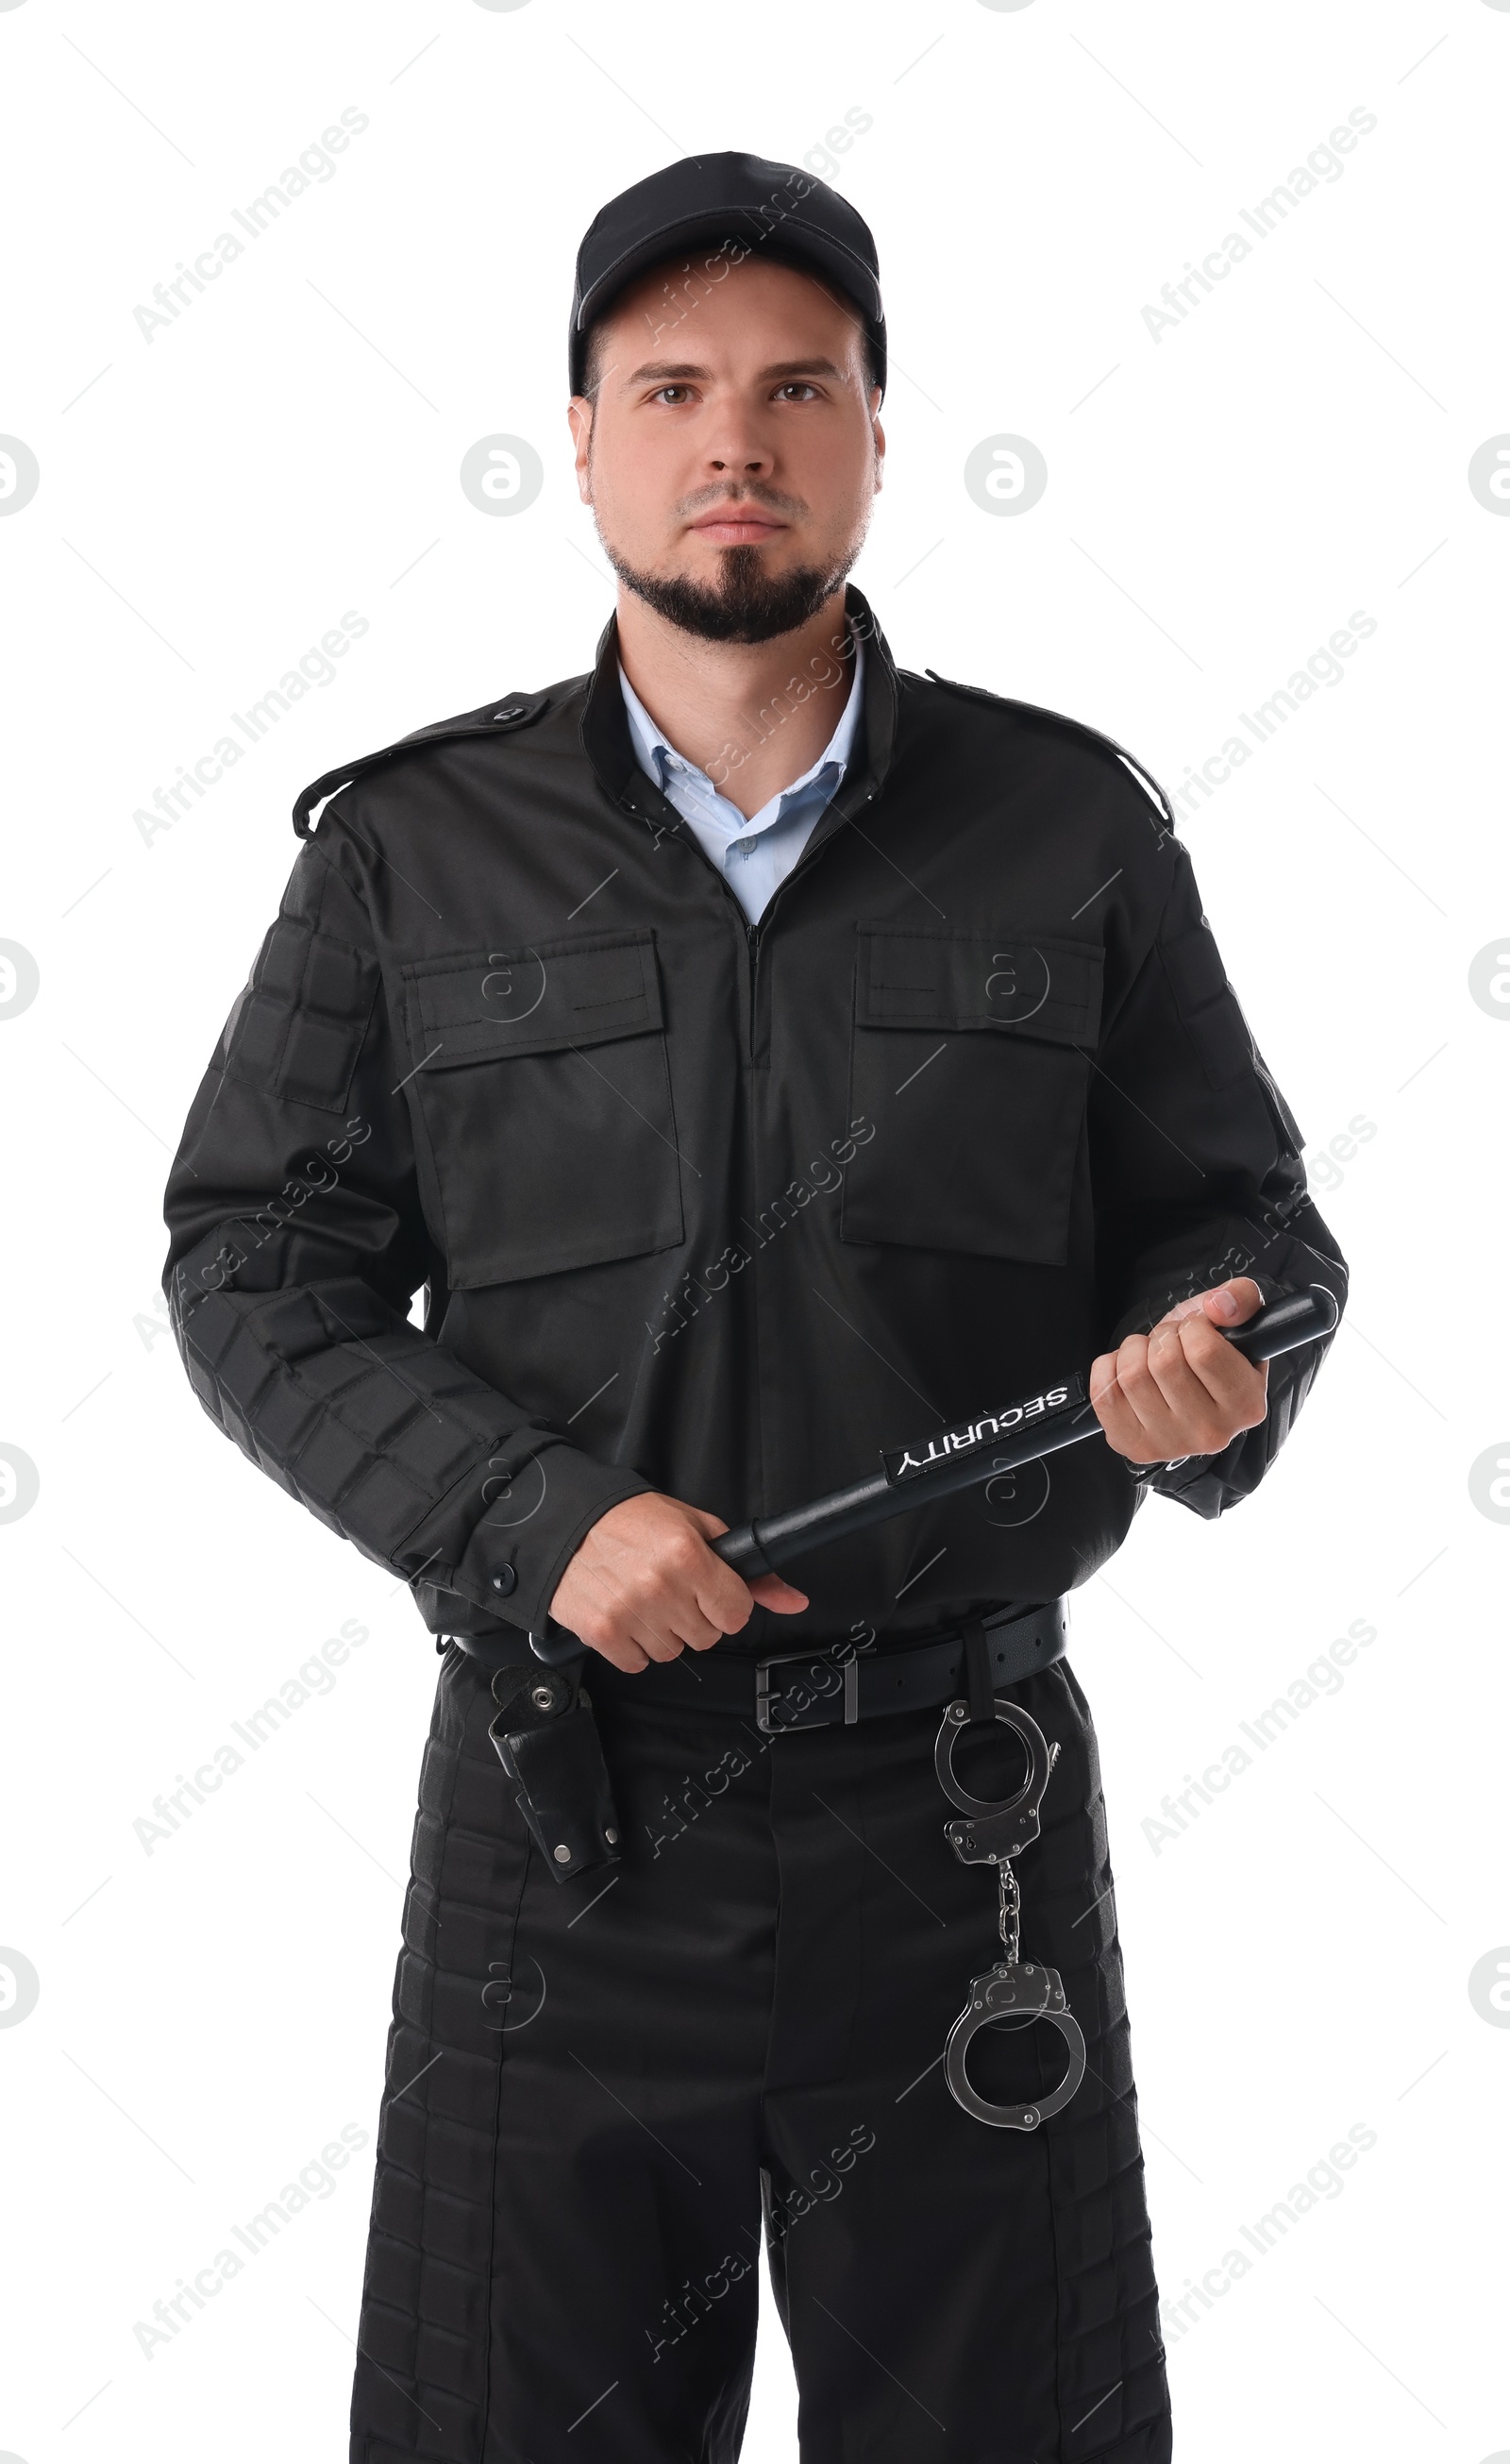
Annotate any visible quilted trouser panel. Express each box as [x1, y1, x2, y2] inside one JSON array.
[[351, 1650, 530, 2454], [1038, 1660, 1169, 2461]]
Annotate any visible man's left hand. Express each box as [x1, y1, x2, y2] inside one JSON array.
[[1089, 1277, 1269, 1465]]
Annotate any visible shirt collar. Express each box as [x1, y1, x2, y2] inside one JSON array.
[[618, 627, 866, 820], [579, 584, 898, 824]]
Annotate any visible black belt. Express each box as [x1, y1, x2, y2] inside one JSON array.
[[550, 1598, 1068, 1734]]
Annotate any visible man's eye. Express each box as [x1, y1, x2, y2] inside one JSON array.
[[774, 382, 819, 401], [652, 385, 691, 405]]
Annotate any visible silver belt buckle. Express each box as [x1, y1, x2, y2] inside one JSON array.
[[754, 1646, 858, 1735]]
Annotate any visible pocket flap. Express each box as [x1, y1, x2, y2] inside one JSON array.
[[401, 929, 663, 1066], [856, 926, 1103, 1045]]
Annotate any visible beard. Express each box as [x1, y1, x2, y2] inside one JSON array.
[[599, 537, 855, 646]]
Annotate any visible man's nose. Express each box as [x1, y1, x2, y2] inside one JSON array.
[[703, 422, 776, 481]]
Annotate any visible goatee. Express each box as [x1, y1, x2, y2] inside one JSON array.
[[601, 540, 853, 646]]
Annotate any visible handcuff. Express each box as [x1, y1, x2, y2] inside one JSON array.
[[934, 1696, 1088, 2131]]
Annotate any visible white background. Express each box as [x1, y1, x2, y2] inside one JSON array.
[[1, 1, 1506, 2456]]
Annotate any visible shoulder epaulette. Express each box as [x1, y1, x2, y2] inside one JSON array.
[[293, 689, 552, 838], [922, 668, 1176, 832]]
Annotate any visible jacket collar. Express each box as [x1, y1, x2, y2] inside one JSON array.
[[579, 582, 899, 840]]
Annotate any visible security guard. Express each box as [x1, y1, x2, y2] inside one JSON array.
[[163, 154, 1346, 2464]]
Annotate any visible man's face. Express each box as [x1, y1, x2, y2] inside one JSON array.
[[569, 252, 884, 645]]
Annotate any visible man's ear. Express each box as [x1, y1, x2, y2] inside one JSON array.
[[567, 396, 594, 502], [871, 397, 885, 487]]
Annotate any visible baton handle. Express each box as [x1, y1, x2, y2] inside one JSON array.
[[527, 1282, 1338, 1664], [1217, 1281, 1337, 1363]]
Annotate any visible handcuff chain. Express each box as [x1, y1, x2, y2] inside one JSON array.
[[997, 1858, 1020, 1962]]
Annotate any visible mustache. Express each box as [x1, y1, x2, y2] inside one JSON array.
[[678, 481, 808, 520]]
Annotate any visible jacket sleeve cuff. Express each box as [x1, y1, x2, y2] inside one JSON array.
[[397, 1440, 657, 1637]]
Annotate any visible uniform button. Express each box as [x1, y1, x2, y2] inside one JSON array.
[[490, 1564, 517, 1595]]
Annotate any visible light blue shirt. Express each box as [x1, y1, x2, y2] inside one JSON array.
[[619, 632, 865, 925]]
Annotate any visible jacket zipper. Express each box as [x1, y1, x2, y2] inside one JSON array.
[[739, 783, 876, 1064], [625, 777, 876, 1064], [746, 921, 760, 1061]]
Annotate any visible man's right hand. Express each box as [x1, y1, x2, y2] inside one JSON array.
[[546, 1492, 809, 1673]]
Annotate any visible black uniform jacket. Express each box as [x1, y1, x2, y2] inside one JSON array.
[[162, 586, 1347, 1655]]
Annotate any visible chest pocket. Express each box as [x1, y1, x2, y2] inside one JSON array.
[[839, 925, 1104, 1268], [399, 928, 684, 1289]]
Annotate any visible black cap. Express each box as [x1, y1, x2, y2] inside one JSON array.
[[569, 150, 885, 400]]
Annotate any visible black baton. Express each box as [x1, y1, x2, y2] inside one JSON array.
[[528, 1283, 1338, 1668]]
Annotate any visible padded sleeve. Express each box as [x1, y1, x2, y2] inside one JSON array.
[[161, 829, 653, 1634], [1087, 841, 1348, 1518]]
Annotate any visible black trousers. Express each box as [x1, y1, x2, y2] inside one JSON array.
[[349, 1645, 1172, 2463]]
